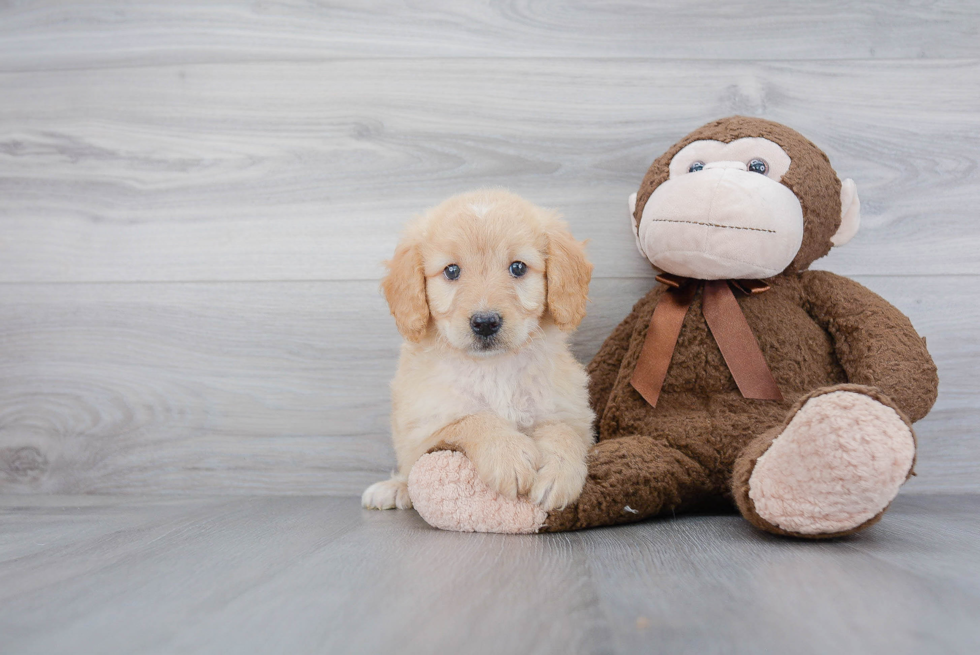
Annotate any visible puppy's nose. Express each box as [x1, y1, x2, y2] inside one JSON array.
[[470, 312, 502, 337]]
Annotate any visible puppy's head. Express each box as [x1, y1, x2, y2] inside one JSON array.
[[382, 189, 592, 355]]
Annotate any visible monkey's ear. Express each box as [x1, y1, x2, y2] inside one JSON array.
[[381, 238, 429, 342], [831, 178, 861, 247], [628, 192, 647, 258]]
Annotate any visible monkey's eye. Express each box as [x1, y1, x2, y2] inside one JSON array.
[[688, 161, 705, 173], [509, 261, 527, 278], [748, 159, 769, 175], [444, 264, 461, 280]]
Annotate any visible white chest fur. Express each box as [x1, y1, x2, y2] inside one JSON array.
[[397, 334, 569, 435], [440, 344, 556, 430]]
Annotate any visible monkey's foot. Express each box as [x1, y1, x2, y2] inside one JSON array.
[[739, 387, 915, 537], [408, 451, 547, 534]]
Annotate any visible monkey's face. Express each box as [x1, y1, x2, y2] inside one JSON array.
[[632, 118, 862, 278], [634, 137, 805, 280]]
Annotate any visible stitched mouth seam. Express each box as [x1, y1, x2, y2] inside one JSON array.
[[651, 219, 776, 234]]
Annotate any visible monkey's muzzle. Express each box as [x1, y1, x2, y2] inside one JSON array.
[[637, 166, 804, 280]]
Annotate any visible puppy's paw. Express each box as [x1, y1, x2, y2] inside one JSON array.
[[470, 435, 540, 499], [361, 478, 412, 510], [531, 452, 587, 511]]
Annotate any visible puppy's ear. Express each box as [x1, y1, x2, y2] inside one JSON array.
[[545, 220, 592, 332], [381, 237, 429, 342]]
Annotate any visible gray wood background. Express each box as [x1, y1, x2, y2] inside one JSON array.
[[1, 1, 977, 495]]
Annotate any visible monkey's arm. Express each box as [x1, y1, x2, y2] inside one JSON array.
[[800, 270, 938, 422], [586, 288, 659, 421]]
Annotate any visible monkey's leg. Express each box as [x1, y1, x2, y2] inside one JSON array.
[[408, 436, 710, 534], [541, 435, 712, 532], [732, 384, 916, 539]]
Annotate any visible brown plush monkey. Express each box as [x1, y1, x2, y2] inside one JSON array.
[[407, 117, 938, 538]]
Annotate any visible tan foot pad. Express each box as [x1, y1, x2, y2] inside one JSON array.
[[408, 451, 547, 534], [749, 391, 915, 535]]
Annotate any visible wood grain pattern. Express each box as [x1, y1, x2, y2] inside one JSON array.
[[1, 276, 974, 495], [0, 2, 977, 499], [1, 59, 979, 282], [582, 496, 980, 655], [0, 495, 978, 654], [1, 1, 978, 70]]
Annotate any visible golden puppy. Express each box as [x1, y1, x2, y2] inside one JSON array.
[[362, 189, 595, 512]]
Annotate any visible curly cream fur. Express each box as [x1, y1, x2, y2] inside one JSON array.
[[363, 189, 595, 512]]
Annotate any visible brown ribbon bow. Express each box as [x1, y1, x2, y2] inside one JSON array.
[[630, 273, 783, 407]]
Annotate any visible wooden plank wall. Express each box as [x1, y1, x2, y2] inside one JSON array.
[[0, 1, 977, 494]]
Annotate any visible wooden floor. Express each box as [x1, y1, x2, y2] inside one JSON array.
[[1, 495, 978, 655]]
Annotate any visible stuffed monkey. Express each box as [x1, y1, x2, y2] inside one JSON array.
[[407, 117, 938, 538]]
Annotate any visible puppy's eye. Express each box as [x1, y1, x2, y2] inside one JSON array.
[[688, 161, 705, 173], [748, 158, 768, 175], [509, 261, 527, 278], [444, 264, 461, 280]]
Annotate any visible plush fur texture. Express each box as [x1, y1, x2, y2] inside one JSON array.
[[540, 270, 936, 534], [633, 116, 844, 274], [406, 119, 938, 538], [731, 384, 917, 538], [409, 451, 547, 534], [745, 389, 915, 535], [363, 189, 595, 513], [635, 136, 807, 280]]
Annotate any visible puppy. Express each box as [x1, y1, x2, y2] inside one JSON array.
[[362, 189, 595, 513]]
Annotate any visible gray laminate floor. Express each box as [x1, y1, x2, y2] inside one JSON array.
[[2, 494, 978, 654]]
